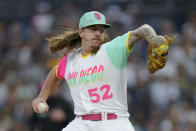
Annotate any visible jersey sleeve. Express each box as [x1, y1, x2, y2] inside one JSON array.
[[56, 55, 68, 79], [105, 31, 134, 69]]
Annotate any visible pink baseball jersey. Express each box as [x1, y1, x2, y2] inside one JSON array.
[[56, 31, 134, 117]]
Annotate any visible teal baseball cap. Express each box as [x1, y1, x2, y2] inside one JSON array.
[[79, 11, 111, 29]]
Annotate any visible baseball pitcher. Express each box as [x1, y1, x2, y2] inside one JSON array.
[[32, 11, 176, 131]]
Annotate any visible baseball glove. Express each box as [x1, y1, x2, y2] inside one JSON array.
[[147, 35, 177, 73]]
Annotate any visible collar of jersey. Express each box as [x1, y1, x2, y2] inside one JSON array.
[[81, 52, 91, 58]]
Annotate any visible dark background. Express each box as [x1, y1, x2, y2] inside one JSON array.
[[0, 0, 196, 131]]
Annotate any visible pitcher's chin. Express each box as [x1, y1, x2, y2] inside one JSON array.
[[91, 45, 101, 54]]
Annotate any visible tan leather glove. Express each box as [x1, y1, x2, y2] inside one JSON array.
[[148, 35, 177, 73]]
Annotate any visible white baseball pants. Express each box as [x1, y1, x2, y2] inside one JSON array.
[[62, 116, 135, 131]]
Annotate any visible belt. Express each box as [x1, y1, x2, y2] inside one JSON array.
[[78, 113, 117, 121]]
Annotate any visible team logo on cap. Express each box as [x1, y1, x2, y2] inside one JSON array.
[[94, 13, 101, 20]]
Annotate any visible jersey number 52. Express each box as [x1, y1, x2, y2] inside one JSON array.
[[88, 84, 113, 103]]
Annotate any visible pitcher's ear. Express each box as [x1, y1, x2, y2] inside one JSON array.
[[78, 29, 84, 38]]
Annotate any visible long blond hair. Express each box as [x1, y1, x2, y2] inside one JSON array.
[[46, 28, 110, 56]]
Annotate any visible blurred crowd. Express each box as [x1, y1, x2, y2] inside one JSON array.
[[0, 0, 196, 131]]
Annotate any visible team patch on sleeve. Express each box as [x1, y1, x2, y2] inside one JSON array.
[[56, 55, 68, 79]]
